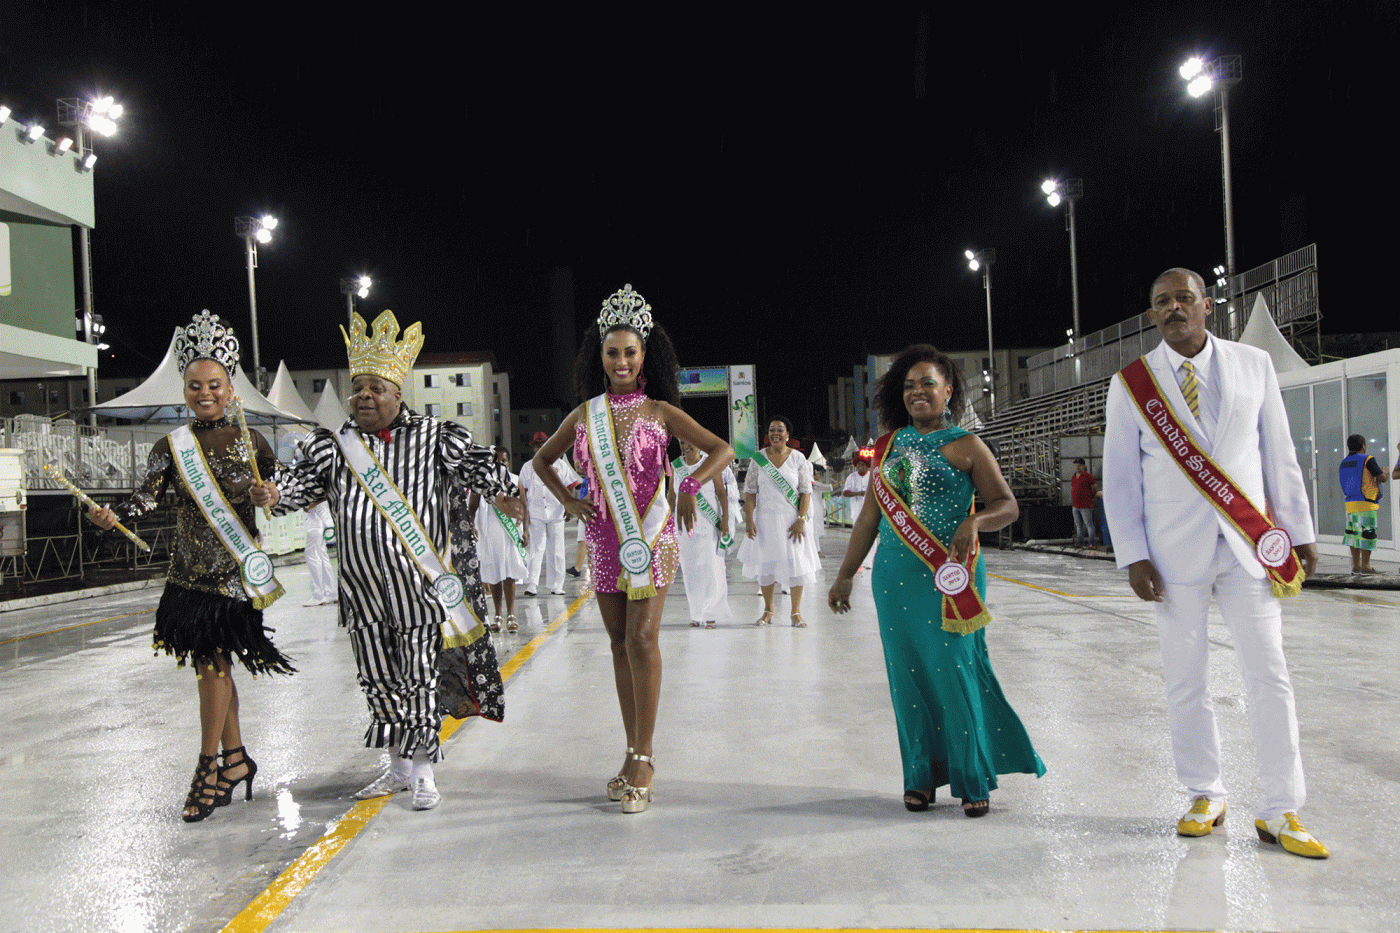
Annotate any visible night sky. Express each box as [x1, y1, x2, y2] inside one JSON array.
[[5, 4, 1393, 435]]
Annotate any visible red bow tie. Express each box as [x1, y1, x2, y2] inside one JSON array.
[[377, 428, 392, 444]]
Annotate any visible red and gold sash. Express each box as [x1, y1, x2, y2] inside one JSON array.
[[1119, 357, 1304, 597], [870, 430, 991, 634]]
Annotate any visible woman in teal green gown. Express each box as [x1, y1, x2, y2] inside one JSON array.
[[829, 344, 1044, 816]]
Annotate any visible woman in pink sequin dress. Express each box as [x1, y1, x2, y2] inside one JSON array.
[[531, 285, 734, 813]]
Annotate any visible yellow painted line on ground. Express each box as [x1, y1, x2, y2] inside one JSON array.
[[221, 591, 590, 933], [408, 927, 1181, 933], [987, 571, 1126, 599], [0, 609, 153, 646]]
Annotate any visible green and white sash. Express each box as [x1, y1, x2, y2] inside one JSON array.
[[170, 426, 284, 609], [671, 456, 734, 550], [492, 503, 529, 563], [587, 393, 672, 600], [333, 428, 485, 645], [751, 450, 802, 513]]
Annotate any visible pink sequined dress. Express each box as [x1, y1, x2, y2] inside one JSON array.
[[574, 388, 678, 594]]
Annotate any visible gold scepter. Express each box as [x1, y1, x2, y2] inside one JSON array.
[[230, 396, 272, 520], [43, 465, 151, 552]]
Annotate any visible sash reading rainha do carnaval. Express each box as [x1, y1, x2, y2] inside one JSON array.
[[869, 430, 991, 634], [588, 393, 672, 600], [671, 456, 734, 550], [1118, 357, 1304, 597], [333, 427, 487, 645], [170, 426, 284, 609]]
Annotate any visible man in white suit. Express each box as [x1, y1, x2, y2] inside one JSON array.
[[1103, 268, 1328, 859]]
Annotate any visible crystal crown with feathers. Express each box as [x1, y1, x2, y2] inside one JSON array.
[[597, 284, 653, 341], [342, 309, 424, 387], [175, 310, 241, 375]]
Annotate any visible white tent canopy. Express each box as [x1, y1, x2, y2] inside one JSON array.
[[266, 361, 319, 423], [88, 328, 315, 425], [312, 384, 347, 430], [1238, 292, 1311, 375], [808, 441, 827, 468]]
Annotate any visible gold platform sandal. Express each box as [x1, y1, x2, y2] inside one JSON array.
[[607, 747, 634, 801], [620, 753, 655, 814]]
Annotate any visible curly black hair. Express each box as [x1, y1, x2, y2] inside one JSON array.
[[573, 321, 682, 407], [763, 414, 795, 436], [873, 344, 966, 432]]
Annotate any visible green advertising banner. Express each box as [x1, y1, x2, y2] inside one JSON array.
[[728, 364, 757, 460]]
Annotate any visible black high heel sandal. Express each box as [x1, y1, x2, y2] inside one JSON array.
[[214, 745, 258, 806], [962, 798, 990, 818], [182, 754, 220, 823], [904, 788, 934, 812]]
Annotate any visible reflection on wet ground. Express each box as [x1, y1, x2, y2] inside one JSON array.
[[1, 535, 1396, 933]]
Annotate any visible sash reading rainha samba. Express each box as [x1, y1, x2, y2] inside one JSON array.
[[869, 429, 990, 634], [169, 426, 284, 609]]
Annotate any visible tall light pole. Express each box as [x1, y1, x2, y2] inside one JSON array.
[[235, 214, 278, 391], [1180, 55, 1242, 281], [340, 275, 372, 324], [57, 95, 122, 425], [1042, 177, 1084, 384], [964, 248, 997, 416]]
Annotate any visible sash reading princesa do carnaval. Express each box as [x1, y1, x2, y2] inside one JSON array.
[[333, 428, 486, 644], [170, 426, 284, 609], [870, 430, 991, 634], [1118, 357, 1304, 597], [671, 456, 734, 550], [587, 393, 672, 600]]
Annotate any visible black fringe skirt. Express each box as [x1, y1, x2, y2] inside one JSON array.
[[153, 583, 297, 676]]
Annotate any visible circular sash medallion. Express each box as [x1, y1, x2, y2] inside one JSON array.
[[433, 573, 465, 609], [322, 528, 335, 543], [934, 561, 970, 596], [1255, 527, 1293, 568], [242, 550, 274, 588], [618, 537, 653, 576]]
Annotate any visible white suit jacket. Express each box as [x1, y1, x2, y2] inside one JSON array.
[[1103, 333, 1314, 584]]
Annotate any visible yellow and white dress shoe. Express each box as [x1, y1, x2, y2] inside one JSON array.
[[1177, 796, 1227, 836], [1255, 812, 1330, 858]]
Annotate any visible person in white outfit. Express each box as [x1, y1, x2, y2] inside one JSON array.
[[471, 449, 529, 633], [302, 500, 336, 606], [1103, 267, 1327, 859], [672, 438, 733, 627], [739, 417, 819, 626], [837, 452, 875, 568], [517, 431, 580, 595]]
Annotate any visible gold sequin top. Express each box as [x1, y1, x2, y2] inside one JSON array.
[[114, 418, 278, 601]]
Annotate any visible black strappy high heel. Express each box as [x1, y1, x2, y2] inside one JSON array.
[[182, 754, 220, 823], [214, 745, 258, 806]]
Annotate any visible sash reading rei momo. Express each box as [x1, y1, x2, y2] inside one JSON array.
[[332, 428, 487, 647], [870, 430, 991, 635], [587, 393, 672, 600], [169, 426, 284, 609], [671, 456, 734, 550], [1118, 357, 1304, 597]]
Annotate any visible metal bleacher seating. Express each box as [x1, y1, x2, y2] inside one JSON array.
[[974, 377, 1111, 504]]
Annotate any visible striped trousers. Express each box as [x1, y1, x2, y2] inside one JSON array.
[[347, 616, 444, 762]]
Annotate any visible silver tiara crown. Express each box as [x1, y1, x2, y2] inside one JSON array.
[[175, 310, 241, 375], [597, 284, 653, 341]]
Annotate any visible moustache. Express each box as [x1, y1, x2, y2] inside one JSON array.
[[1164, 315, 1187, 325]]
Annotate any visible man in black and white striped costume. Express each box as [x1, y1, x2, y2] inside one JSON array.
[[257, 310, 519, 810]]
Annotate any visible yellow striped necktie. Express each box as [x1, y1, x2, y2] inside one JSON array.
[[1180, 360, 1200, 418]]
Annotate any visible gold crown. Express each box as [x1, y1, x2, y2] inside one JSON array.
[[342, 310, 424, 387]]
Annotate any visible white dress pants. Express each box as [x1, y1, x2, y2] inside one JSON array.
[[526, 516, 567, 593], [304, 502, 336, 602], [1153, 537, 1306, 820]]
